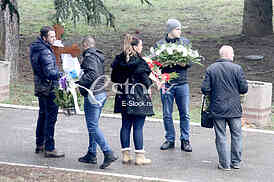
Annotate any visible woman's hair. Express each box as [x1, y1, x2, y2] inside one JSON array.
[[123, 34, 141, 61]]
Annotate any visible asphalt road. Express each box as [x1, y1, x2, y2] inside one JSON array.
[[0, 107, 274, 182]]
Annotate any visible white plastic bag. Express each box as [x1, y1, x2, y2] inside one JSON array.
[[62, 54, 81, 79]]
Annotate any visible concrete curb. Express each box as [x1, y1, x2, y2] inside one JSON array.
[[0, 103, 274, 135], [0, 161, 185, 182]]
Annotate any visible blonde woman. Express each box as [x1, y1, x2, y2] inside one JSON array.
[[111, 34, 153, 165]]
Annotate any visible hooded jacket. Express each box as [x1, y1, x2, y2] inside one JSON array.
[[77, 48, 105, 96], [30, 37, 59, 97]]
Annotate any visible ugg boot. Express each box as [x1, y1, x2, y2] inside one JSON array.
[[121, 148, 133, 164], [135, 150, 151, 165]]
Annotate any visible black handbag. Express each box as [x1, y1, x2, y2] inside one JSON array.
[[201, 95, 214, 128], [125, 85, 154, 116]]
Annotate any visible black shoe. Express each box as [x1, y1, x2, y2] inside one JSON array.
[[78, 152, 97, 164], [160, 141, 175, 150], [44, 149, 65, 158], [99, 151, 118, 169], [35, 145, 44, 154], [181, 140, 192, 152]]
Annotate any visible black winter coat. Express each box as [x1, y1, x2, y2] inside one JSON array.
[[78, 48, 105, 97], [111, 52, 153, 114], [30, 37, 60, 97], [201, 58, 248, 119]]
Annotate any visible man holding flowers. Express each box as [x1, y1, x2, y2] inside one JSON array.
[[154, 19, 193, 152]]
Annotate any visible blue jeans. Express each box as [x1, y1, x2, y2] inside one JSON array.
[[213, 118, 242, 168], [36, 92, 59, 151], [160, 83, 190, 142], [84, 92, 111, 155], [120, 114, 146, 150]]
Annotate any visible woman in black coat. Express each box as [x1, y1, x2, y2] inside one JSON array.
[[111, 34, 153, 165]]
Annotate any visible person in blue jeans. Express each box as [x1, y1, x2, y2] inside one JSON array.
[[201, 45, 248, 171], [111, 34, 154, 165], [155, 19, 192, 152], [77, 36, 117, 169], [30, 26, 64, 158]]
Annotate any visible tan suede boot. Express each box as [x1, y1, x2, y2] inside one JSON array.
[[135, 150, 151, 165], [121, 148, 132, 164]]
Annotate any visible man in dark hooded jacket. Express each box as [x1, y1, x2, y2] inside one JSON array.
[[76, 36, 117, 169], [201, 45, 248, 171], [30, 26, 64, 158]]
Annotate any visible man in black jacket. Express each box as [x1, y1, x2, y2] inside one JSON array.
[[201, 45, 248, 170], [77, 36, 117, 169], [30, 26, 64, 158], [155, 19, 192, 152]]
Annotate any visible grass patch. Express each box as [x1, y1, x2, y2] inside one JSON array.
[[2, 82, 38, 106], [18, 0, 244, 39]]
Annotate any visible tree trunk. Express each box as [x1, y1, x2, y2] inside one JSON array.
[[0, 0, 20, 81], [242, 0, 273, 37]]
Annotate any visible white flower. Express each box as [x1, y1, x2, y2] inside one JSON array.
[[170, 43, 177, 50], [193, 50, 199, 58], [166, 47, 173, 55], [182, 47, 188, 57], [160, 44, 167, 50], [150, 47, 155, 55], [177, 45, 184, 53], [155, 50, 161, 56]]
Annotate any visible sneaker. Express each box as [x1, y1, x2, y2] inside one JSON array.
[[218, 164, 231, 171], [231, 164, 240, 169], [45, 149, 65, 158], [160, 141, 175, 150], [78, 152, 97, 164], [99, 151, 118, 169], [181, 140, 192, 152], [35, 145, 44, 154]]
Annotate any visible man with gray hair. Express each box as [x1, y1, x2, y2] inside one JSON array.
[[155, 19, 193, 152], [201, 45, 248, 171], [76, 36, 117, 169]]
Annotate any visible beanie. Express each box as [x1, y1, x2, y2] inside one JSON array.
[[166, 19, 181, 33]]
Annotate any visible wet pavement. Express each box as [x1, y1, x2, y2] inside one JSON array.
[[0, 107, 274, 182]]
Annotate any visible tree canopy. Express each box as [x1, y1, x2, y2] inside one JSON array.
[[54, 0, 152, 30]]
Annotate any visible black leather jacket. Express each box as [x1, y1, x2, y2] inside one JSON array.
[[78, 48, 105, 96]]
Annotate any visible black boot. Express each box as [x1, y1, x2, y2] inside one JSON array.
[[35, 145, 44, 154], [78, 152, 97, 164], [181, 140, 192, 152], [99, 151, 118, 169], [160, 141, 175, 150]]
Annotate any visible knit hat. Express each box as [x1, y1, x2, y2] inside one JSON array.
[[166, 19, 181, 33]]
